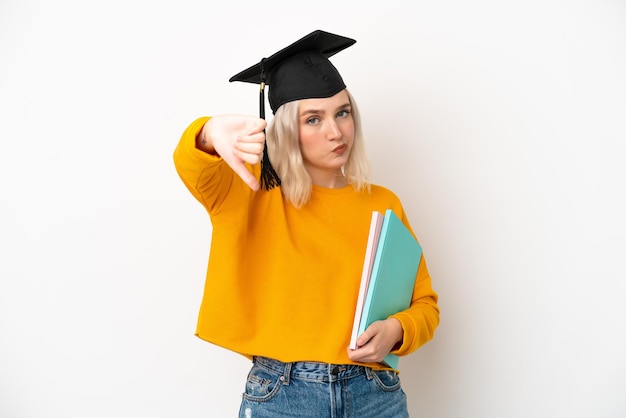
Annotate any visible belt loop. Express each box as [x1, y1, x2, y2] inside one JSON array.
[[365, 366, 374, 380], [280, 361, 292, 386]]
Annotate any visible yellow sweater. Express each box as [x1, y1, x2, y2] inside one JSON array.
[[174, 117, 439, 369]]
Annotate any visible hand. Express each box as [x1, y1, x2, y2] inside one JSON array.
[[347, 318, 403, 364], [198, 114, 267, 191]]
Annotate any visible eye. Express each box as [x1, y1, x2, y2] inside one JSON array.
[[337, 109, 351, 118], [306, 116, 320, 125]]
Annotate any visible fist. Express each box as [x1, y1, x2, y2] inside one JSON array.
[[199, 114, 267, 190]]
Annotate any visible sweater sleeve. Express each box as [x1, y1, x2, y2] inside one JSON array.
[[388, 208, 440, 358], [173, 117, 242, 215]]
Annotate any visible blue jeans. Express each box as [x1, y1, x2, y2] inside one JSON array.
[[239, 356, 409, 418]]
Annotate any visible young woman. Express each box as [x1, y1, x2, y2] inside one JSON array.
[[174, 30, 439, 418]]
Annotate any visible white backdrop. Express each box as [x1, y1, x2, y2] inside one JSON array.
[[1, 0, 625, 417]]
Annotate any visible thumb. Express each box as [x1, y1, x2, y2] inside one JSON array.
[[229, 157, 260, 191]]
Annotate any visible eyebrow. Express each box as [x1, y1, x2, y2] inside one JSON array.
[[299, 102, 351, 117]]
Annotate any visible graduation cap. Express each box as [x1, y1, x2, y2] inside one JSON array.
[[229, 30, 357, 190]]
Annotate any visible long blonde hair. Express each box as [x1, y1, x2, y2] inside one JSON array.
[[266, 89, 370, 207]]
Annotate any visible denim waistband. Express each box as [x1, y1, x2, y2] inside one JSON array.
[[253, 356, 373, 383]]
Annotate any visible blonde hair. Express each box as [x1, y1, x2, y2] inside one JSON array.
[[266, 89, 370, 207]]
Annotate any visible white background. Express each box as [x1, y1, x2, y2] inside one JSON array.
[[1, 0, 625, 417]]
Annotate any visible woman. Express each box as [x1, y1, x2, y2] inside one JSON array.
[[174, 30, 439, 417]]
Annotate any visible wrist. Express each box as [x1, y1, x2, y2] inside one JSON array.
[[196, 122, 217, 155], [388, 317, 404, 349]]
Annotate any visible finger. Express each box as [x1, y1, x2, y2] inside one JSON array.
[[236, 131, 266, 148], [236, 128, 265, 148], [233, 148, 263, 166], [347, 345, 379, 363], [234, 139, 265, 164]]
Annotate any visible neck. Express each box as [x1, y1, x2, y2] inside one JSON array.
[[310, 171, 347, 189]]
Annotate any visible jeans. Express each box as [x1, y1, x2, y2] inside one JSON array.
[[239, 356, 409, 418]]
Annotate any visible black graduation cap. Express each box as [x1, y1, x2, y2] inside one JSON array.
[[229, 30, 356, 190]]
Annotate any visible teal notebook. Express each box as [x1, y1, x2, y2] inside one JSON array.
[[357, 209, 422, 369]]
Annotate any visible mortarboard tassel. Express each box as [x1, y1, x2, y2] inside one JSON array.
[[259, 59, 281, 191]]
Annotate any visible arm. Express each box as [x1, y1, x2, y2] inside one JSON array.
[[347, 205, 440, 365], [389, 255, 440, 356], [347, 255, 439, 364]]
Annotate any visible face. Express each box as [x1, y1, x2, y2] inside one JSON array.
[[298, 90, 354, 185]]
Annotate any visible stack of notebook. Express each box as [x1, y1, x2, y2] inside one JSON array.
[[349, 209, 422, 369]]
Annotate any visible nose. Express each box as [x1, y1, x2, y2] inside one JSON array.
[[326, 120, 341, 141]]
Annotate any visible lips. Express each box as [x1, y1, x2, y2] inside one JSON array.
[[332, 144, 347, 154]]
